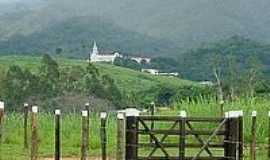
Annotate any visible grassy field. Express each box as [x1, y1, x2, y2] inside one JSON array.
[[1, 97, 270, 159], [0, 55, 197, 98]]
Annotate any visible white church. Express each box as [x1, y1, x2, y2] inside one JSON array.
[[90, 41, 122, 64]]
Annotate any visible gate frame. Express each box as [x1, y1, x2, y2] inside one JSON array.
[[125, 111, 243, 160]]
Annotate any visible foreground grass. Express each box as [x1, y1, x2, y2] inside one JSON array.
[[1, 97, 270, 159]]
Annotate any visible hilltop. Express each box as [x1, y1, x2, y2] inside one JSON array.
[[1, 0, 270, 57], [0, 56, 206, 110]]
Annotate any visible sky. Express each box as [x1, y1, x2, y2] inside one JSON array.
[[0, 0, 22, 3]]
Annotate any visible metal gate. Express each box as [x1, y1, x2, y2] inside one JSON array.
[[125, 114, 243, 160]]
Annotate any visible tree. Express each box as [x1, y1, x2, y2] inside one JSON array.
[[55, 48, 63, 55], [226, 54, 239, 100], [39, 54, 60, 97], [245, 55, 264, 97], [211, 53, 225, 115]]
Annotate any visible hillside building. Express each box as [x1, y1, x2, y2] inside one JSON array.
[[90, 41, 122, 64], [131, 57, 151, 63]]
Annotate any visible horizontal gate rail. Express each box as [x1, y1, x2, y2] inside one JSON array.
[[137, 130, 226, 135], [125, 111, 243, 160], [138, 143, 225, 148], [137, 157, 227, 160], [138, 116, 225, 122]]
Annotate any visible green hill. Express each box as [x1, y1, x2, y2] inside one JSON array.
[[0, 55, 204, 110]]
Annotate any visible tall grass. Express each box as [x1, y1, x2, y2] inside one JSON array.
[[1, 97, 270, 159], [1, 112, 118, 159]]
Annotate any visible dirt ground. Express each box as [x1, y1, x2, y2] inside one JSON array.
[[41, 157, 115, 160]]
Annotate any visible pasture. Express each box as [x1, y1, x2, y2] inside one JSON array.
[[0, 97, 270, 159]]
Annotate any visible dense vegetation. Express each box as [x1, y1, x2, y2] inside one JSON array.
[[0, 16, 179, 58], [0, 55, 208, 111], [2, 0, 270, 56], [0, 55, 124, 111], [1, 98, 270, 159]]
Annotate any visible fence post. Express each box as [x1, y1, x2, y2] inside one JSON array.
[[117, 112, 126, 160], [31, 106, 39, 160], [268, 111, 270, 159], [250, 111, 256, 160], [225, 111, 241, 160], [238, 111, 244, 160], [125, 111, 139, 160], [81, 110, 89, 160], [24, 103, 29, 149], [0, 101, 4, 159], [100, 112, 107, 160], [55, 109, 61, 160], [85, 103, 90, 149], [179, 111, 186, 160], [150, 102, 155, 143]]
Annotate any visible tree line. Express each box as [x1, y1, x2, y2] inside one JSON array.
[[0, 54, 124, 111]]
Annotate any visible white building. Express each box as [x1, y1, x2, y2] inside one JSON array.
[[158, 72, 179, 77], [141, 69, 159, 75], [131, 57, 151, 64], [90, 41, 122, 64]]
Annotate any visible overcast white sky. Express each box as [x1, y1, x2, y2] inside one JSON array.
[[0, 0, 22, 3]]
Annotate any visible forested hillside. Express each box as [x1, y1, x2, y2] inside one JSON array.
[[1, 0, 270, 56], [0, 55, 209, 111]]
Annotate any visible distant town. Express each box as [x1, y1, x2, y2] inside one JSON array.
[[89, 41, 179, 77]]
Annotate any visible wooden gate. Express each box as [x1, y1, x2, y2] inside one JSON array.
[[126, 114, 243, 160]]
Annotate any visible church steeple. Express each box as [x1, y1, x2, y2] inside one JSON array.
[[92, 41, 98, 55]]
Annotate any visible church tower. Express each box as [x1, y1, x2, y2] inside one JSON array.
[[92, 41, 98, 56]]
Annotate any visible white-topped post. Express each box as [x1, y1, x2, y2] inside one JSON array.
[[31, 105, 39, 160], [252, 111, 257, 117], [125, 108, 141, 117], [24, 103, 29, 107], [179, 110, 187, 118], [82, 110, 88, 117], [251, 111, 257, 160], [81, 110, 89, 160], [23, 103, 29, 149], [268, 111, 270, 159], [117, 111, 126, 160], [55, 109, 61, 159], [100, 112, 107, 119], [55, 109, 61, 115], [32, 106, 38, 113], [0, 101, 4, 110], [0, 101, 4, 145]]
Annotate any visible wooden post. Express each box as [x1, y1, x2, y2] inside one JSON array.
[[125, 112, 138, 160], [100, 112, 107, 160], [55, 109, 61, 160], [31, 106, 39, 160], [225, 111, 242, 160], [85, 103, 90, 149], [250, 111, 256, 160], [224, 112, 230, 158], [117, 112, 126, 160], [268, 111, 270, 159], [24, 103, 29, 149], [81, 110, 89, 160], [0, 101, 4, 159], [150, 102, 155, 143], [220, 100, 224, 117], [179, 111, 186, 160], [238, 111, 244, 160]]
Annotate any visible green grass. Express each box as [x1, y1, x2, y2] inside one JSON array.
[[0, 55, 197, 102], [1, 97, 270, 159]]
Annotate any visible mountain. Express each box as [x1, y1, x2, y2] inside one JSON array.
[[0, 16, 180, 58], [177, 36, 270, 80], [1, 0, 270, 57]]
